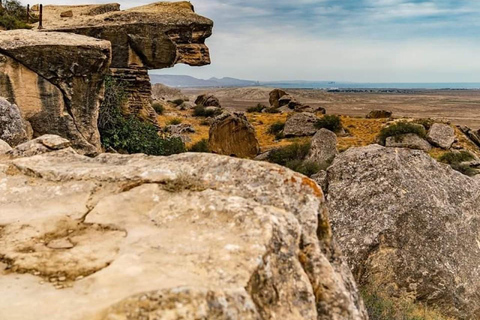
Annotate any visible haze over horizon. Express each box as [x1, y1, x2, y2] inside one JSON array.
[[23, 0, 480, 83]]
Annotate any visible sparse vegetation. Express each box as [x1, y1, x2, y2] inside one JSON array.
[[315, 115, 343, 132], [189, 139, 210, 153], [267, 121, 286, 140], [247, 103, 267, 113], [439, 151, 477, 176], [169, 99, 185, 106], [167, 118, 183, 125], [0, 1, 36, 30], [193, 105, 223, 118], [414, 118, 435, 131], [152, 102, 164, 115], [98, 76, 186, 156], [267, 142, 321, 176], [162, 172, 205, 193], [378, 121, 427, 145], [264, 107, 281, 114]]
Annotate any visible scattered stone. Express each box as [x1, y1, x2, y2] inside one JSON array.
[[283, 112, 318, 137], [311, 170, 328, 192], [427, 123, 455, 149], [306, 129, 338, 168], [294, 104, 326, 114], [327, 145, 480, 319], [385, 133, 432, 152], [269, 89, 287, 108], [0, 139, 11, 155], [165, 124, 195, 135], [366, 110, 393, 119], [254, 151, 271, 161], [60, 10, 73, 18], [195, 94, 221, 108], [7, 135, 72, 158], [0, 97, 28, 146], [209, 112, 260, 158]]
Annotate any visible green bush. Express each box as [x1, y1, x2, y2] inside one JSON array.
[[247, 103, 266, 113], [189, 139, 210, 153], [439, 151, 477, 176], [414, 118, 435, 131], [267, 122, 285, 135], [152, 102, 164, 115], [167, 118, 183, 125], [98, 77, 186, 156], [286, 160, 321, 177], [378, 121, 427, 145], [0, 1, 35, 30], [267, 142, 320, 177], [315, 115, 342, 132], [193, 105, 222, 118]]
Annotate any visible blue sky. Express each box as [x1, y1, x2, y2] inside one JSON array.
[[24, 0, 480, 82]]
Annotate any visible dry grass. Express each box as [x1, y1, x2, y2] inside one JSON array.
[[338, 116, 389, 151]]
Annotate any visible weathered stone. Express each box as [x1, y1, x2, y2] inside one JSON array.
[[60, 10, 73, 18], [458, 125, 480, 148], [311, 170, 328, 192], [295, 104, 327, 114], [283, 112, 318, 137], [209, 112, 260, 158], [279, 94, 300, 109], [195, 94, 221, 108], [366, 110, 392, 119], [0, 97, 28, 146], [0, 30, 111, 154], [427, 123, 455, 149], [0, 151, 368, 320], [269, 88, 287, 108], [0, 139, 11, 154], [166, 123, 195, 143], [7, 135, 72, 158], [385, 133, 432, 151], [327, 145, 480, 319], [306, 128, 338, 168]]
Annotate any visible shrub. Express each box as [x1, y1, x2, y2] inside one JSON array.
[[247, 103, 267, 113], [414, 118, 435, 131], [189, 139, 210, 153], [169, 99, 185, 106], [315, 115, 342, 132], [0, 1, 35, 30], [152, 102, 164, 115], [267, 122, 285, 135], [193, 105, 222, 118], [378, 121, 427, 145], [267, 142, 320, 176], [439, 151, 477, 176], [98, 76, 186, 156], [286, 160, 321, 177], [167, 118, 183, 125]]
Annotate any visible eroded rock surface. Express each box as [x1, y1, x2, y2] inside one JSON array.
[[284, 112, 318, 137], [0, 97, 28, 146], [385, 133, 432, 151], [0, 150, 367, 320], [0, 139, 11, 154], [306, 128, 338, 168], [427, 123, 455, 149], [327, 145, 480, 319]]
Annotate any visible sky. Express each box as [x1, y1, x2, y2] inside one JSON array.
[[22, 0, 480, 82]]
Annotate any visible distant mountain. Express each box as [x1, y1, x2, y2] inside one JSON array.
[[149, 75, 258, 87]]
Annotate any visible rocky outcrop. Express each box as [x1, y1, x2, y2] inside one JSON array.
[[6, 134, 71, 158], [42, 2, 213, 120], [0, 148, 367, 320], [283, 112, 318, 137], [0, 30, 111, 154], [427, 123, 455, 149], [195, 94, 221, 108], [0, 97, 28, 146], [295, 104, 327, 114], [269, 88, 287, 108], [366, 110, 392, 119], [209, 112, 260, 158], [458, 125, 480, 148], [306, 129, 338, 168], [327, 145, 480, 319], [385, 133, 432, 151]]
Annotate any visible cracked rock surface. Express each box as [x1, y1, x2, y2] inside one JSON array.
[[0, 150, 366, 320]]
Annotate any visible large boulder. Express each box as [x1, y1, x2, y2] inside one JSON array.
[[427, 123, 455, 149], [269, 88, 287, 108], [195, 94, 221, 108], [0, 30, 111, 154], [0, 150, 367, 320], [306, 128, 338, 168], [385, 133, 432, 152], [209, 112, 260, 158], [366, 110, 392, 119], [327, 145, 480, 319], [283, 112, 318, 137], [0, 97, 28, 146]]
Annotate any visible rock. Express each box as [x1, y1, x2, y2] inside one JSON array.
[[179, 101, 196, 110], [283, 112, 318, 137], [311, 170, 328, 192], [0, 30, 111, 154], [0, 139, 11, 155], [166, 124, 195, 144], [209, 112, 260, 158], [151, 83, 187, 102], [60, 10, 73, 18], [195, 94, 221, 108], [295, 104, 327, 114], [327, 145, 480, 319], [278, 94, 301, 109], [366, 110, 393, 119], [0, 151, 367, 320], [269, 89, 287, 108], [385, 133, 432, 152], [7, 135, 72, 158], [427, 123, 455, 149], [0, 97, 28, 146], [254, 151, 271, 161], [458, 125, 480, 148], [306, 129, 338, 168]]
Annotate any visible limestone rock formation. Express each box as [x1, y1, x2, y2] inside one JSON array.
[[327, 145, 480, 319], [7, 135, 71, 158], [269, 88, 287, 108], [0, 139, 11, 154], [0, 30, 111, 154], [385, 133, 432, 151], [306, 128, 338, 168], [0, 149, 367, 320], [283, 112, 318, 137], [366, 110, 392, 119], [427, 123, 455, 149], [42, 2, 213, 120], [209, 112, 260, 158], [0, 97, 28, 146], [195, 94, 221, 108]]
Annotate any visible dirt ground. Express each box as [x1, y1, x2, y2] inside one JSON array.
[[183, 87, 480, 129]]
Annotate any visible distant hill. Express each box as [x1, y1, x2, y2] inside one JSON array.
[[149, 75, 258, 88]]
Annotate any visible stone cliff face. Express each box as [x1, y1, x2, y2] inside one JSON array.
[[0, 146, 367, 320], [0, 30, 111, 154], [42, 1, 213, 121]]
